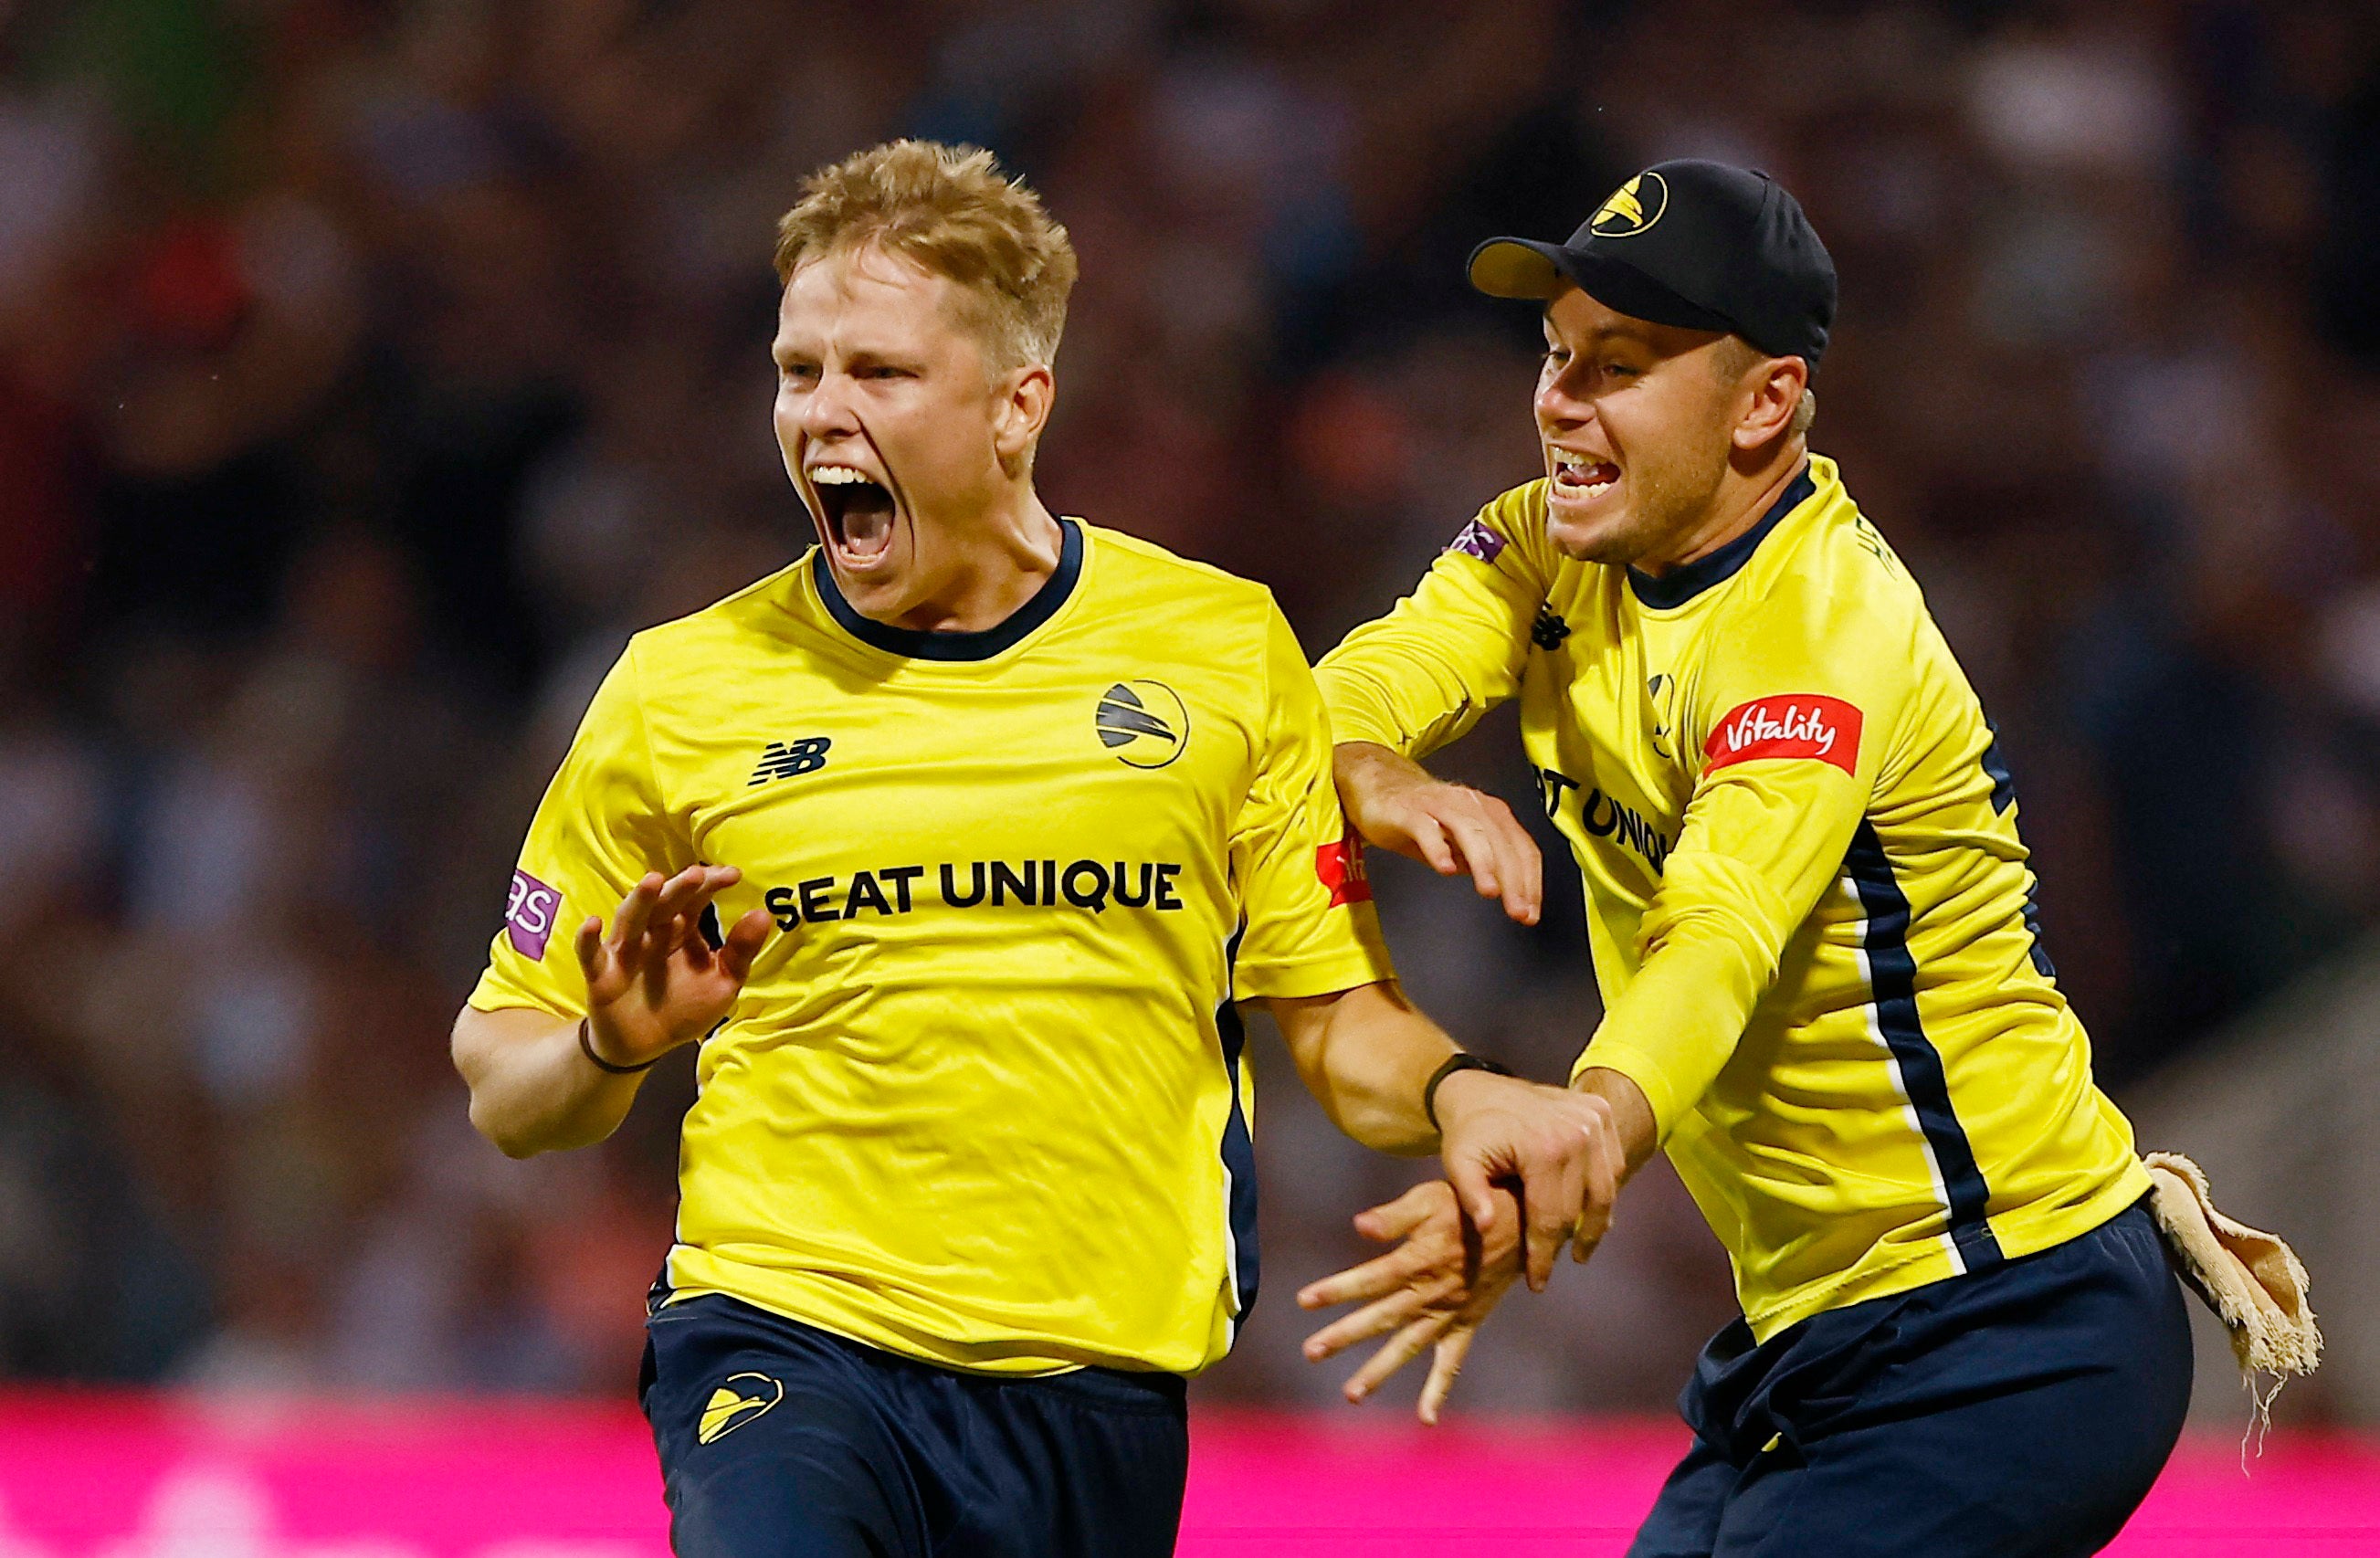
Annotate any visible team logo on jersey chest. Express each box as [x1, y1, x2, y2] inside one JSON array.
[[1096, 680, 1189, 769]]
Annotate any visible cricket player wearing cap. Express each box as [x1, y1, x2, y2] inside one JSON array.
[[1299, 161, 2196, 1554]]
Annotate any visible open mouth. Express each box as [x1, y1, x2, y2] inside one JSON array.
[[808, 464, 898, 563], [1552, 450, 1620, 501]]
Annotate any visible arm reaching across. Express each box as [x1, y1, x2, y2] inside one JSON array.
[[1268, 984, 1622, 1291], [1317, 490, 1554, 922], [1333, 742, 1543, 925], [455, 864, 770, 1156]]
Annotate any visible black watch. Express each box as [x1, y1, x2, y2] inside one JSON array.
[[1423, 1052, 1517, 1133]]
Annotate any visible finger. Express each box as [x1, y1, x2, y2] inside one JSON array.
[[1444, 1150, 1501, 1234], [1474, 800, 1540, 926], [1344, 1312, 1456, 1403], [1349, 1182, 1445, 1244], [610, 873, 667, 957], [574, 914, 607, 982], [717, 908, 772, 984], [1575, 1113, 1625, 1263], [1296, 1240, 1437, 1314], [1523, 1153, 1583, 1292], [1402, 812, 1460, 877], [1437, 812, 1504, 900], [1302, 1280, 1443, 1363], [1490, 807, 1543, 926], [645, 868, 719, 954], [1418, 1325, 1479, 1426]]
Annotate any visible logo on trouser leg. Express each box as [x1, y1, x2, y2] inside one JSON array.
[[697, 1372, 784, 1444]]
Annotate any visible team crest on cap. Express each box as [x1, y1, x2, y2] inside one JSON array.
[[1097, 679, 1189, 769], [1591, 172, 1668, 237]]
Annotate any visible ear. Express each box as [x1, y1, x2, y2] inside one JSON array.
[[993, 363, 1055, 471], [1731, 354, 1808, 451]]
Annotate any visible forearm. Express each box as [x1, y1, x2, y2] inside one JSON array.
[[1570, 932, 1764, 1141], [1272, 983, 1457, 1155], [1572, 1066, 1659, 1174], [451, 1004, 648, 1157]]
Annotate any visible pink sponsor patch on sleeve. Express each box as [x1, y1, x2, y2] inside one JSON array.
[[505, 868, 563, 960], [1703, 695, 1863, 777], [1446, 517, 1509, 564]]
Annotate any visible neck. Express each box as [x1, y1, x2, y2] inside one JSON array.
[[879, 484, 1064, 635], [1635, 438, 1808, 577]]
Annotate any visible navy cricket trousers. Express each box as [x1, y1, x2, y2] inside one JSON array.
[[1631, 1202, 2195, 1558], [640, 1295, 1188, 1558]]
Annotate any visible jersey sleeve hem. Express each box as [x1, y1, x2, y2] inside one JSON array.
[[1569, 1036, 1694, 1142], [1231, 945, 1396, 1003], [466, 963, 580, 1021]]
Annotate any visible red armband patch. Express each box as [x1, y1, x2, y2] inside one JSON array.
[[505, 868, 562, 959], [1703, 696, 1862, 777], [1314, 831, 1374, 906]]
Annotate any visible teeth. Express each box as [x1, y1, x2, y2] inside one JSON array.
[[809, 466, 871, 485]]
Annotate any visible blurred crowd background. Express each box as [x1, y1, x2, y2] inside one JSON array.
[[3, 0, 2377, 1418]]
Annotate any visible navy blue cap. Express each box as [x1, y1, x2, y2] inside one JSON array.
[[1469, 160, 1837, 372]]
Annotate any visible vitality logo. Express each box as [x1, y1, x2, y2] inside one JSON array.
[[1097, 680, 1188, 769], [697, 1372, 783, 1445], [1704, 696, 1862, 777], [751, 737, 832, 785]]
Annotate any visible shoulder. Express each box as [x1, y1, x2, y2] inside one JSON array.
[[623, 556, 814, 667], [1735, 458, 1924, 647], [1456, 479, 1551, 562], [1081, 522, 1279, 620]]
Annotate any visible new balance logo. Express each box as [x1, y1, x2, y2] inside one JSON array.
[[750, 737, 832, 784]]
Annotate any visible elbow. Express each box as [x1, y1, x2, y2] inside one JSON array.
[[467, 1093, 542, 1159], [452, 1006, 542, 1159]]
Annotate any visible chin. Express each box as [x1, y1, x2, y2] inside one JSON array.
[[1544, 507, 1647, 566]]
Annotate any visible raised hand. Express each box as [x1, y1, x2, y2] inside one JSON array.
[[1297, 1181, 1523, 1424], [1333, 742, 1542, 925], [577, 866, 774, 1068]]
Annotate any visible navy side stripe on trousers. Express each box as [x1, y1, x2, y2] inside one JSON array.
[[1843, 822, 2003, 1270], [1216, 924, 1260, 1327]]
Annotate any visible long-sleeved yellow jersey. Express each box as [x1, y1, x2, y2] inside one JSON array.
[[1318, 456, 2147, 1339]]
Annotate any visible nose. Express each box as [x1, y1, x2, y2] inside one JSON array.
[[1535, 359, 1592, 435], [798, 370, 860, 443]]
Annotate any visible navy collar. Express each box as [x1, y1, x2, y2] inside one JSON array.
[[1627, 463, 1817, 610], [812, 518, 1082, 661]]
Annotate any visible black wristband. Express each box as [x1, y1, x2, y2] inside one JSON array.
[[1423, 1052, 1517, 1134], [578, 1017, 664, 1075]]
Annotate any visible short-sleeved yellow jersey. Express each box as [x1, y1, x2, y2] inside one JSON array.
[[471, 519, 1394, 1376], [1319, 457, 2147, 1341]]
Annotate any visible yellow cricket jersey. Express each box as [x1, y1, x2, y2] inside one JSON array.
[[469, 518, 1395, 1376], [1318, 456, 2148, 1341]]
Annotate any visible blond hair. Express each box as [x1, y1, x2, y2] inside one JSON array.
[[774, 141, 1078, 373]]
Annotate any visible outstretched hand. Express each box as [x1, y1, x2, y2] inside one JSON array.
[[1333, 742, 1541, 925], [1297, 1181, 1523, 1425], [576, 866, 772, 1068]]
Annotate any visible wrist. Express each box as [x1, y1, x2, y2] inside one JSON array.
[[1423, 1052, 1517, 1135], [578, 1016, 664, 1075]]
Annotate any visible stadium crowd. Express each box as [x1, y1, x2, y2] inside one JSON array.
[[2, 0, 2375, 1415]]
